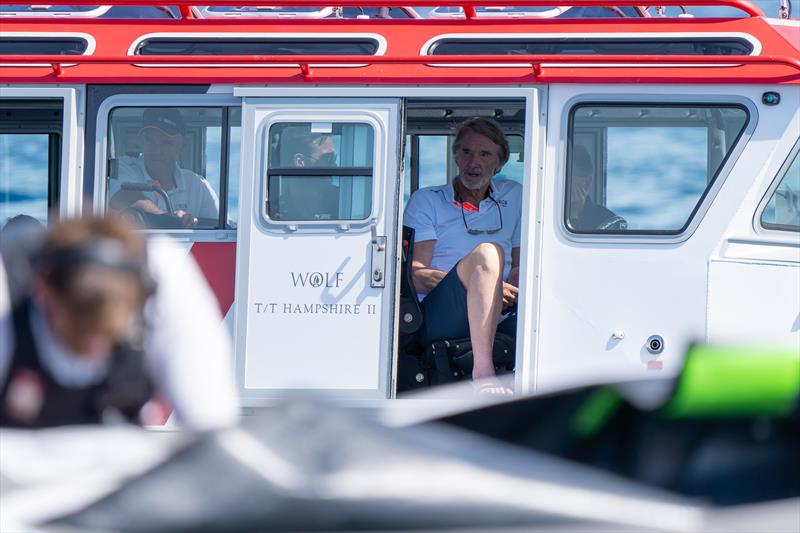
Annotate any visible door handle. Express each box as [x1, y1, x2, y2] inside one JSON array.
[[370, 221, 386, 288]]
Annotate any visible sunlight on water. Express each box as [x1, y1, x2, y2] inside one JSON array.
[[607, 128, 707, 230], [1, 134, 50, 226]]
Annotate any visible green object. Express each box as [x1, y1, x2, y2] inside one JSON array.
[[572, 388, 623, 438], [663, 344, 800, 418]]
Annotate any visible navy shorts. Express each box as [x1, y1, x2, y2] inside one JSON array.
[[420, 265, 517, 344]]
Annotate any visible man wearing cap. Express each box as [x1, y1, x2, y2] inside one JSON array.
[[109, 108, 219, 229]]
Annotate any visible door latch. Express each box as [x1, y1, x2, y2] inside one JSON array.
[[370, 223, 386, 288]]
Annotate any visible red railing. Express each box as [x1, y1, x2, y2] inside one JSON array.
[[2, 53, 798, 80], [0, 0, 766, 19]]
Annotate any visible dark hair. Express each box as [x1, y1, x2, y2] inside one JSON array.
[[571, 144, 594, 177], [35, 217, 154, 326], [452, 117, 510, 166], [280, 126, 329, 159]]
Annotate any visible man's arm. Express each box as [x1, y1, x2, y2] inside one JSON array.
[[502, 247, 520, 309], [109, 190, 166, 215], [410, 239, 447, 295], [507, 247, 520, 287]]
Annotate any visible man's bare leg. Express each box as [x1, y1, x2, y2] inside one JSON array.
[[456, 242, 505, 382]]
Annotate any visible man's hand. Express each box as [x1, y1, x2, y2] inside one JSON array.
[[502, 282, 518, 310], [507, 266, 520, 288], [175, 210, 199, 228]]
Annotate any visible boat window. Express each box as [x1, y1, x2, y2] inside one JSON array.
[[0, 37, 88, 55], [0, 100, 62, 227], [198, 6, 413, 18], [760, 145, 800, 232], [340, 7, 413, 18], [0, 5, 110, 16], [430, 6, 640, 18], [403, 133, 524, 206], [226, 107, 242, 229], [135, 38, 379, 56], [266, 122, 374, 222], [566, 104, 748, 234], [106, 106, 239, 230], [430, 37, 754, 56]]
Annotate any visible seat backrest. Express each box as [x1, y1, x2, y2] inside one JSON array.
[[399, 225, 423, 335], [400, 225, 416, 298]]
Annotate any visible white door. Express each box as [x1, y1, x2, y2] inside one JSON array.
[[234, 98, 401, 401]]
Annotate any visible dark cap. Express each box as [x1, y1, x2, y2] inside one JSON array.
[[141, 108, 185, 136]]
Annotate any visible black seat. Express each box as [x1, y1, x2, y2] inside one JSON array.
[[396, 225, 515, 393]]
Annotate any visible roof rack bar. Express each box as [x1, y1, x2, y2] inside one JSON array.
[[3, 53, 797, 72], [0, 0, 765, 18]]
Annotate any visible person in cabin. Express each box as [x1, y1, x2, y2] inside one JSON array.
[[270, 126, 340, 221], [568, 145, 627, 231], [404, 117, 522, 395], [0, 216, 238, 429], [109, 108, 219, 228]]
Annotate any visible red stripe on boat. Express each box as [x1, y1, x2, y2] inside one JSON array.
[[190, 242, 237, 316]]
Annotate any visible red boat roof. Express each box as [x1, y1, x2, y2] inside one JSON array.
[[1, 0, 798, 84]]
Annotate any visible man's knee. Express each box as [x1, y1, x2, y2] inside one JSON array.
[[458, 242, 504, 281], [469, 242, 504, 270]]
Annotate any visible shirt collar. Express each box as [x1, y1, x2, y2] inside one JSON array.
[[29, 304, 111, 388]]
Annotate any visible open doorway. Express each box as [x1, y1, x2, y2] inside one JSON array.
[[397, 98, 527, 394]]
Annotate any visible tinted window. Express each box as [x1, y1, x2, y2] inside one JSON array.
[[340, 7, 411, 18], [0, 101, 62, 227], [107, 106, 237, 230], [567, 104, 748, 234], [0, 37, 88, 55], [431, 5, 638, 17], [0, 134, 52, 226], [226, 108, 242, 229], [431, 38, 753, 56], [761, 147, 800, 232], [136, 38, 378, 56], [267, 122, 374, 222]]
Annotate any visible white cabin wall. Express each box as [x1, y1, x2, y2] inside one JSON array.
[[530, 84, 796, 394], [706, 85, 800, 347]]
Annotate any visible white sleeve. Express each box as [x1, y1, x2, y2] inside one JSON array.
[[108, 156, 145, 201], [403, 190, 438, 243], [143, 238, 239, 430], [0, 258, 13, 385], [198, 179, 220, 220]]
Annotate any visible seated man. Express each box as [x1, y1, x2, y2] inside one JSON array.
[[270, 126, 339, 221], [404, 117, 522, 394], [568, 145, 627, 231], [109, 108, 219, 228]]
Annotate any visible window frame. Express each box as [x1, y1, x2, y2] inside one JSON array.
[[127, 32, 388, 68], [0, 88, 84, 222], [756, 138, 800, 234], [421, 32, 762, 62], [560, 97, 756, 243], [94, 94, 241, 238], [260, 118, 380, 228]]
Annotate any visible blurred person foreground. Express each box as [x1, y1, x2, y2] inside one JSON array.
[[0, 215, 238, 430]]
